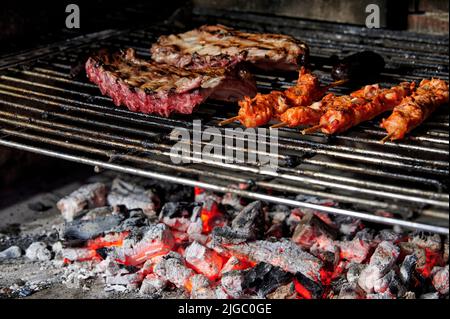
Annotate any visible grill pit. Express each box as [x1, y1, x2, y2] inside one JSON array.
[[0, 4, 448, 300]]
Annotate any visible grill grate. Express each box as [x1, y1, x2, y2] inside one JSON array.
[[0, 8, 448, 234]]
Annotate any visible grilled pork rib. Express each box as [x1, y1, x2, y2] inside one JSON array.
[[151, 25, 309, 71], [85, 48, 257, 117]]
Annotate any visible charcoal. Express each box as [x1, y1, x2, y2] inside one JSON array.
[[338, 283, 364, 299], [215, 286, 231, 299], [242, 262, 292, 297], [366, 292, 393, 299], [153, 252, 194, 290], [190, 273, 211, 290], [161, 216, 193, 232], [292, 213, 337, 249], [189, 274, 218, 299], [375, 229, 402, 243], [80, 206, 120, 220], [139, 273, 167, 295], [25, 242, 52, 261], [309, 235, 339, 264], [220, 256, 249, 274], [221, 192, 244, 211], [431, 265, 449, 295], [27, 201, 51, 212], [444, 237, 449, 262], [373, 270, 405, 296], [335, 216, 362, 236], [220, 270, 246, 298], [211, 226, 249, 245], [62, 212, 124, 246], [62, 247, 97, 262], [216, 238, 322, 282], [107, 178, 159, 217], [209, 201, 264, 244], [0, 246, 22, 261], [230, 201, 265, 240], [330, 276, 348, 294], [399, 254, 418, 286], [105, 270, 142, 290], [184, 241, 223, 279], [159, 202, 201, 219], [113, 210, 151, 232], [353, 228, 375, 243], [187, 218, 203, 234], [295, 272, 324, 299], [110, 223, 175, 266], [266, 282, 296, 299], [338, 237, 371, 263], [409, 232, 441, 252], [57, 183, 107, 221], [358, 241, 400, 293], [346, 263, 365, 284]]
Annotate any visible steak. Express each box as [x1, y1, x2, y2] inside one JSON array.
[[85, 48, 257, 117], [150, 25, 309, 71]]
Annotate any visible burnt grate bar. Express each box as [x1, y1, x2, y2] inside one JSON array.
[[0, 9, 448, 234]]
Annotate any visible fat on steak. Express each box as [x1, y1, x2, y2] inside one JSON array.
[[85, 48, 256, 117], [150, 25, 309, 71]]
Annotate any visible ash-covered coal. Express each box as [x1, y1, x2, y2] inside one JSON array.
[[1, 176, 448, 300]]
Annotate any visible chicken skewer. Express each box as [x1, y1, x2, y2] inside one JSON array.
[[380, 78, 449, 142], [300, 82, 415, 135], [218, 67, 345, 128]]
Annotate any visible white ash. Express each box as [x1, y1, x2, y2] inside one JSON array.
[[346, 263, 365, 284], [408, 232, 441, 252], [62, 247, 96, 262], [221, 270, 245, 298], [25, 242, 52, 261], [358, 241, 400, 293], [220, 256, 243, 275], [153, 252, 194, 289], [431, 265, 449, 295], [105, 270, 142, 291], [214, 238, 322, 283], [57, 183, 107, 221], [338, 237, 371, 263], [107, 178, 159, 218], [0, 246, 22, 261], [338, 283, 364, 299], [375, 229, 402, 243], [51, 242, 63, 256], [184, 241, 222, 279], [399, 254, 418, 285], [139, 273, 167, 295], [62, 262, 97, 290], [366, 291, 393, 299], [189, 274, 217, 299]]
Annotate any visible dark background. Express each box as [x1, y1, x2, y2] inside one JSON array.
[[1, 0, 448, 56], [1, 0, 185, 54]]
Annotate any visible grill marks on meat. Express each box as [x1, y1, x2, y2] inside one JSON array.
[[85, 48, 257, 117], [381, 78, 449, 141], [318, 82, 415, 134], [151, 25, 309, 71], [235, 67, 327, 128]]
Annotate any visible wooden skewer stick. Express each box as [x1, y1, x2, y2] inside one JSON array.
[[380, 133, 394, 144], [328, 79, 349, 88], [218, 116, 241, 126], [301, 124, 323, 135], [270, 122, 289, 129]]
